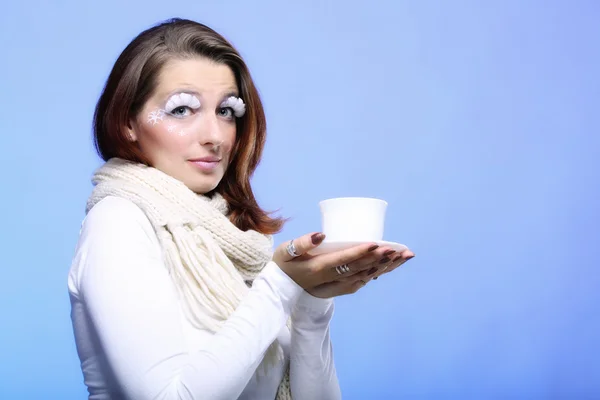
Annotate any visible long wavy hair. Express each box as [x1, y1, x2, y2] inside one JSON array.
[[93, 18, 284, 234]]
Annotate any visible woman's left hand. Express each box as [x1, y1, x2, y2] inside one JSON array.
[[306, 248, 415, 298], [369, 249, 415, 281]]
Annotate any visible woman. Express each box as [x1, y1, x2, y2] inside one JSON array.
[[68, 18, 414, 400]]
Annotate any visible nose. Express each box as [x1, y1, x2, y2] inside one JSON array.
[[197, 113, 224, 149]]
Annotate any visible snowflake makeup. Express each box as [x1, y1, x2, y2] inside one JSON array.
[[147, 109, 165, 125], [220, 96, 246, 118]]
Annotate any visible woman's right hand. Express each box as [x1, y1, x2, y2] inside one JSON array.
[[272, 232, 381, 291]]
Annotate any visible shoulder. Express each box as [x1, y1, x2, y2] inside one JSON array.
[[85, 195, 150, 229], [81, 195, 160, 249], [68, 196, 161, 296]]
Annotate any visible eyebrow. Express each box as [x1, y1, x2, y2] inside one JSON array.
[[219, 91, 241, 103], [162, 87, 240, 100], [162, 87, 199, 99]]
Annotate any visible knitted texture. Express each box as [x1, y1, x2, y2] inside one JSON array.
[[87, 158, 291, 399]]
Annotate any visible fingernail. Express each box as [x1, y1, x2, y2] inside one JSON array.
[[379, 257, 390, 264], [393, 255, 403, 262], [373, 276, 378, 280], [367, 267, 378, 275], [311, 233, 325, 244], [368, 244, 379, 252], [383, 250, 395, 256]]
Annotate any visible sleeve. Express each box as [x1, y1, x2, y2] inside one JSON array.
[[73, 197, 303, 400], [289, 292, 342, 400]]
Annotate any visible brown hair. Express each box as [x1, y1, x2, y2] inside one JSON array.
[[93, 18, 285, 234]]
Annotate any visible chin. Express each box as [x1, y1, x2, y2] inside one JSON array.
[[187, 178, 221, 195]]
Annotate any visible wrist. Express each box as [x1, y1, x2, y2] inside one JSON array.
[[296, 290, 334, 313], [292, 291, 335, 328]]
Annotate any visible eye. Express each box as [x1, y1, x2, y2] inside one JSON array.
[[218, 107, 234, 119], [170, 106, 192, 118]]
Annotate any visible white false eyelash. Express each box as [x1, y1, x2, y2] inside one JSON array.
[[165, 93, 201, 112], [221, 96, 246, 117]]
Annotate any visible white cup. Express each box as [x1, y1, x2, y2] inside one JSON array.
[[319, 197, 388, 242]]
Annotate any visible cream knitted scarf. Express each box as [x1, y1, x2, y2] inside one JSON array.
[[86, 157, 291, 399]]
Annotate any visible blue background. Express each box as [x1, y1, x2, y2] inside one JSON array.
[[1, 1, 598, 398]]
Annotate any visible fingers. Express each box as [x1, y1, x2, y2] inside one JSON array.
[[276, 232, 326, 262], [338, 267, 374, 283], [373, 250, 415, 280], [316, 242, 380, 282], [338, 247, 401, 279], [309, 275, 369, 298], [309, 248, 417, 297], [342, 269, 374, 294], [346, 246, 391, 272]]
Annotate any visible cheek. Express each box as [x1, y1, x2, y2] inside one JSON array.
[[222, 125, 237, 157], [142, 110, 193, 151]]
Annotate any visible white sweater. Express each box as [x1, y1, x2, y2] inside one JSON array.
[[67, 196, 341, 400]]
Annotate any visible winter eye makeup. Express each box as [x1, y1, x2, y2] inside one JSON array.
[[220, 96, 246, 118], [144, 92, 246, 130], [145, 92, 201, 131], [164, 92, 202, 119]]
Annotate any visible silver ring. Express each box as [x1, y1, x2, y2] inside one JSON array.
[[286, 240, 300, 257], [335, 264, 351, 275]]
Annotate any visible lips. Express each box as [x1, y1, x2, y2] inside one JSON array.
[[188, 157, 221, 172], [189, 156, 221, 163]]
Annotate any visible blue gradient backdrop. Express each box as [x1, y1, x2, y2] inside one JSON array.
[[1, 1, 598, 399]]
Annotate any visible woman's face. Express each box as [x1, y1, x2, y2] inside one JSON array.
[[128, 57, 243, 194]]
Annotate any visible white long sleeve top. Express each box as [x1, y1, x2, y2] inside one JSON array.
[[67, 196, 341, 400]]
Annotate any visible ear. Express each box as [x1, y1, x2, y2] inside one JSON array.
[[126, 118, 138, 142]]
